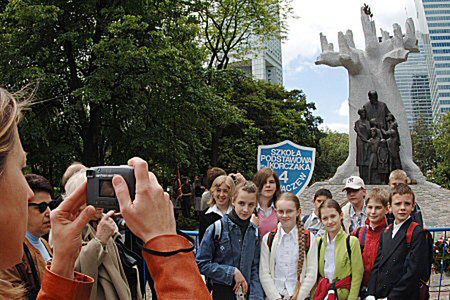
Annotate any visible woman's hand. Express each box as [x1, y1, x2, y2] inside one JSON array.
[[233, 268, 248, 295], [96, 210, 116, 245], [50, 182, 96, 279], [113, 157, 176, 243]]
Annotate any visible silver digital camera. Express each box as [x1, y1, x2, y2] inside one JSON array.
[[86, 166, 136, 211]]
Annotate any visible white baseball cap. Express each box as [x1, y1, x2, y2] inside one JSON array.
[[342, 176, 365, 191]]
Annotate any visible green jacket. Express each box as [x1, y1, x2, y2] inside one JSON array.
[[317, 229, 364, 300]]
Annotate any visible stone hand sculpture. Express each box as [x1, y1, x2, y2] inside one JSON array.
[[315, 6, 425, 183]]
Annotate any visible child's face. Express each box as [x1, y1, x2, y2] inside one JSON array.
[[366, 200, 388, 226], [260, 175, 277, 199], [214, 183, 230, 207], [345, 188, 365, 207], [313, 195, 329, 212], [232, 190, 257, 220], [276, 199, 300, 229], [391, 193, 415, 224], [389, 179, 407, 189], [320, 207, 343, 236]]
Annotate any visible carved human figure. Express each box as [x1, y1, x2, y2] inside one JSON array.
[[387, 128, 402, 171], [367, 127, 380, 184], [316, 6, 425, 183], [364, 91, 392, 131], [378, 139, 390, 184], [354, 107, 371, 182]]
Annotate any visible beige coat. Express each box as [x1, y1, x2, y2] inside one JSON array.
[[259, 223, 318, 300], [75, 223, 142, 300]]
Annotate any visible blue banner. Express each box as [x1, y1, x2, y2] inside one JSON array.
[[257, 140, 316, 195]]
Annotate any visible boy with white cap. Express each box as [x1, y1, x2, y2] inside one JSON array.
[[342, 176, 367, 233]]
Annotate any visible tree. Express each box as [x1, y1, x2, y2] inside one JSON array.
[[198, 0, 293, 70], [0, 0, 217, 183], [411, 116, 437, 174], [430, 112, 450, 188], [210, 69, 323, 178], [315, 130, 349, 181]]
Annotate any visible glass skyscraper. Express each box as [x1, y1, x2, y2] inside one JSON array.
[[395, 32, 433, 129], [414, 0, 450, 122], [229, 36, 283, 85]]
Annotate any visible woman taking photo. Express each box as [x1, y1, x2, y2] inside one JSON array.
[[252, 168, 281, 237], [0, 87, 211, 299], [260, 192, 318, 300], [198, 175, 235, 243], [314, 199, 363, 300]]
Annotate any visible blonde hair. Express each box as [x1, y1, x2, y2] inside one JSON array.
[[0, 88, 24, 175], [275, 192, 305, 299], [0, 87, 32, 300], [207, 175, 235, 207], [389, 169, 408, 183], [366, 187, 389, 207]]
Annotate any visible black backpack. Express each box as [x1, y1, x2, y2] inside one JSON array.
[[115, 238, 143, 299]]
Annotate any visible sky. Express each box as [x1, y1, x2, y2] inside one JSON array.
[[282, 0, 418, 133]]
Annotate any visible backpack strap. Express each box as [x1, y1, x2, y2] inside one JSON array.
[[305, 229, 311, 254], [359, 226, 368, 252], [346, 235, 352, 261], [267, 227, 278, 251], [385, 223, 393, 234], [406, 221, 419, 248], [213, 219, 223, 248]]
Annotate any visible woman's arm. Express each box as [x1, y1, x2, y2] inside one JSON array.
[[259, 234, 280, 300], [298, 234, 318, 300]]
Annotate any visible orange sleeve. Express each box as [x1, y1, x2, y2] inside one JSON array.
[[37, 266, 93, 300], [143, 234, 211, 300]]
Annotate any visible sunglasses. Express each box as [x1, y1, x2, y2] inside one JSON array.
[[28, 201, 59, 213]]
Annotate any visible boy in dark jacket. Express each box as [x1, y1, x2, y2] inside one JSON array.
[[366, 184, 427, 300]]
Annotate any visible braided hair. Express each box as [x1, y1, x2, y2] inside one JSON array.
[[275, 192, 306, 298]]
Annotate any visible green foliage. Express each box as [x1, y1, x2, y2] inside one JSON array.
[[209, 69, 323, 178], [315, 130, 349, 181], [199, 0, 293, 69], [0, 0, 214, 182], [411, 116, 437, 173], [429, 113, 450, 188]]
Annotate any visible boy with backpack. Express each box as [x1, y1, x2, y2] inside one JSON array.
[[302, 188, 332, 237], [351, 188, 389, 297], [366, 183, 432, 300]]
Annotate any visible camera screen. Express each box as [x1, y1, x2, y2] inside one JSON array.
[[99, 180, 115, 197]]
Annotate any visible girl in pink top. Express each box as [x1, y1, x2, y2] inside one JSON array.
[[252, 168, 281, 237]]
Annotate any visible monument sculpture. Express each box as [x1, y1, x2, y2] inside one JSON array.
[[315, 6, 425, 183]]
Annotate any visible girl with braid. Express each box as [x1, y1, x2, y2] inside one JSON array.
[[260, 192, 318, 300]]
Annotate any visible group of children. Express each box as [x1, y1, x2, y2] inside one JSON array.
[[196, 168, 430, 300]]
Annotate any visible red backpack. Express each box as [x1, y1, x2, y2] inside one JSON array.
[[384, 221, 433, 300]]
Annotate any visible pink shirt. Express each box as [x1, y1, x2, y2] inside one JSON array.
[[258, 207, 278, 237]]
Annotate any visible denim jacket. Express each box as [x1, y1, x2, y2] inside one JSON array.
[[196, 214, 264, 299]]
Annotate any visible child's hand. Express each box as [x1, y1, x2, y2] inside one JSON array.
[[250, 214, 260, 227], [234, 268, 248, 295]]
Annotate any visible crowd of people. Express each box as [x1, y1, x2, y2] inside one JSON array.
[[0, 86, 431, 300]]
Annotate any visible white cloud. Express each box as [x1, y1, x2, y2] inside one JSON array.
[[283, 0, 419, 68], [319, 122, 349, 133], [339, 99, 349, 117]]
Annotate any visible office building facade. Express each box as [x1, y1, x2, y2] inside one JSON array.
[[414, 0, 450, 122], [395, 32, 433, 129]]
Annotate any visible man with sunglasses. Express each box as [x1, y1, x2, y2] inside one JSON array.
[[0, 174, 55, 298]]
